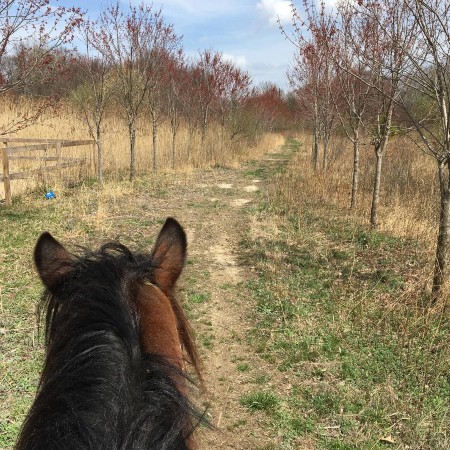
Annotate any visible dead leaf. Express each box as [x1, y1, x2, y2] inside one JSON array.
[[380, 435, 396, 444]]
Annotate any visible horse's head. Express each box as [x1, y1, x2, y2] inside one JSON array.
[[18, 218, 203, 450], [34, 217, 201, 383]]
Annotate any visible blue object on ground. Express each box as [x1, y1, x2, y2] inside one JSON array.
[[45, 191, 56, 199]]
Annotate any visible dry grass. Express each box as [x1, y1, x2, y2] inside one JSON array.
[[275, 132, 439, 257], [247, 138, 450, 448], [1, 96, 284, 201]]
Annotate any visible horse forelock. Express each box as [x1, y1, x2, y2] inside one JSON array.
[[139, 280, 203, 385]]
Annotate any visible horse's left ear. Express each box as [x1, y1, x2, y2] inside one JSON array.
[[34, 232, 73, 291], [151, 218, 187, 290]]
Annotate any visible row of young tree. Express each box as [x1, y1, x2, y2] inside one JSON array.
[[0, 1, 298, 179], [285, 0, 450, 299]]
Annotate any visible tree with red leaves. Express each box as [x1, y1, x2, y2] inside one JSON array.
[[147, 48, 182, 172], [381, 0, 450, 297], [349, 0, 417, 229], [187, 50, 251, 163], [0, 0, 83, 134], [91, 1, 180, 180], [215, 60, 251, 153], [245, 83, 293, 138], [288, 41, 322, 169], [162, 52, 189, 169], [332, 2, 378, 209], [70, 21, 117, 184]]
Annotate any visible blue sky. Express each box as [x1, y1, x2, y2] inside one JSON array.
[[58, 0, 298, 89]]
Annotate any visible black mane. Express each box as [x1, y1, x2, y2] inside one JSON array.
[[17, 242, 202, 450]]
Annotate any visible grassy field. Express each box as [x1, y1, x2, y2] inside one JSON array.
[[235, 138, 450, 449], [1, 133, 449, 449]]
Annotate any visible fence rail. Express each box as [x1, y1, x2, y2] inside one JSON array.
[[1, 138, 94, 206]]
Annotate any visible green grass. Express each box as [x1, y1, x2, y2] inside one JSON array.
[[0, 203, 59, 448], [237, 363, 251, 372], [245, 166, 269, 179], [188, 292, 211, 304], [282, 137, 302, 153], [237, 143, 450, 449], [201, 333, 214, 350], [240, 391, 279, 412]]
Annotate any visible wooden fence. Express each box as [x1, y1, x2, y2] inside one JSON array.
[[1, 138, 94, 206]]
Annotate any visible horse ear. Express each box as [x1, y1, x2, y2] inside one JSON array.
[[151, 218, 187, 290], [34, 232, 73, 290]]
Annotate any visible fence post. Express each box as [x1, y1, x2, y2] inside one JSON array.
[[2, 143, 11, 206], [56, 141, 62, 179]]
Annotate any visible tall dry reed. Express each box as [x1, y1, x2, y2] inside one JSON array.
[[271, 132, 439, 258], [1, 97, 283, 200]]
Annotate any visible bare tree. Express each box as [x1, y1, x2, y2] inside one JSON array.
[[215, 61, 251, 154], [70, 23, 115, 184], [288, 43, 322, 169], [332, 3, 376, 208], [284, 1, 337, 171], [347, 0, 417, 228], [147, 48, 182, 173], [384, 0, 450, 296], [0, 0, 83, 134], [191, 50, 240, 145], [164, 53, 188, 169], [92, 1, 178, 180]]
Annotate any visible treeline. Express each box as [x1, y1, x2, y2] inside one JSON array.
[[285, 0, 450, 300], [0, 1, 299, 178]]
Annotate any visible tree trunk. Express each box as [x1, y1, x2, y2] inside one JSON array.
[[129, 122, 136, 181], [152, 114, 158, 172], [432, 160, 450, 298], [322, 134, 329, 172], [187, 123, 195, 164], [370, 107, 393, 228], [221, 121, 225, 154], [370, 146, 383, 228], [350, 131, 359, 209], [172, 129, 177, 170], [96, 126, 103, 184], [313, 126, 319, 170], [201, 106, 209, 143]]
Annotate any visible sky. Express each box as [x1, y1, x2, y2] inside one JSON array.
[[58, 0, 299, 89]]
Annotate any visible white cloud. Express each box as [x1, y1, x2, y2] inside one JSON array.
[[321, 0, 338, 10], [256, 0, 291, 26], [222, 53, 248, 69], [138, 0, 247, 18]]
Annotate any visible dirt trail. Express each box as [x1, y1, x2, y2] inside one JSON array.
[[96, 151, 286, 448], [180, 171, 269, 449]]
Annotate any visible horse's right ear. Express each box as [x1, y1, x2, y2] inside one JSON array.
[[34, 233, 73, 290], [151, 218, 187, 291]]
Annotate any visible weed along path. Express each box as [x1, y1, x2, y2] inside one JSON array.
[[0, 143, 293, 449]]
